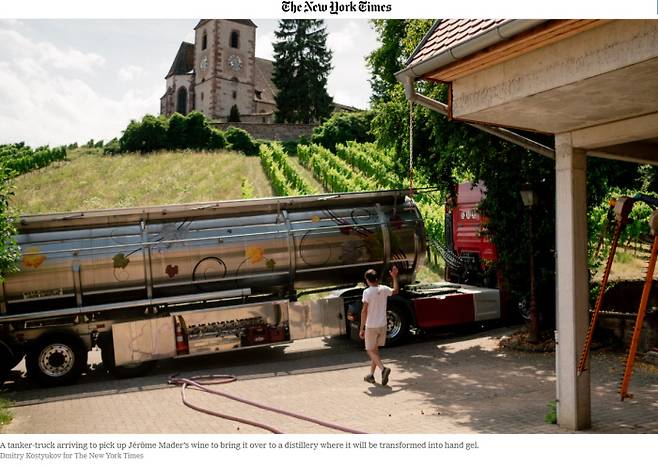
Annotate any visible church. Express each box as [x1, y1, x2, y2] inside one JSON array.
[[160, 20, 278, 123]]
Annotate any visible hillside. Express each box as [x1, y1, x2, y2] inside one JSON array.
[[11, 148, 274, 214]]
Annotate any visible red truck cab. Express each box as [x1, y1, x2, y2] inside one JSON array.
[[445, 182, 497, 286]]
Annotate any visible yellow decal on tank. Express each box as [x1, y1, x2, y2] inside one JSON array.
[[22, 247, 47, 269], [245, 246, 264, 264]]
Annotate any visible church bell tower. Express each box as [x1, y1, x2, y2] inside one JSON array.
[[193, 19, 257, 120]]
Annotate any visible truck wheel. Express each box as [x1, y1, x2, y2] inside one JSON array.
[[26, 333, 88, 387], [386, 302, 409, 346], [101, 337, 156, 379], [516, 296, 531, 321]]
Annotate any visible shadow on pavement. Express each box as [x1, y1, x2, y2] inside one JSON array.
[[1, 323, 501, 407]]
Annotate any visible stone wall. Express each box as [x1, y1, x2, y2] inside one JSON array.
[[213, 122, 316, 141]]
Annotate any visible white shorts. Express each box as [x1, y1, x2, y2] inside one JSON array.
[[365, 326, 386, 350]]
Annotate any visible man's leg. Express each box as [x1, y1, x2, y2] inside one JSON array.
[[367, 348, 384, 372]]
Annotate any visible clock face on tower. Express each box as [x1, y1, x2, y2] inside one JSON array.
[[228, 54, 242, 71]]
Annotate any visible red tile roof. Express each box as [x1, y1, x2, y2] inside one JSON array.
[[407, 19, 509, 68]]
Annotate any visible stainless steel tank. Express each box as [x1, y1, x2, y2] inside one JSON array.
[[2, 190, 426, 317]]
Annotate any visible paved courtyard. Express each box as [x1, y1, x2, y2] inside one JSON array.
[[1, 326, 657, 434]]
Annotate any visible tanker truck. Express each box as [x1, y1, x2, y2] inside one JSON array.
[[0, 190, 499, 387]]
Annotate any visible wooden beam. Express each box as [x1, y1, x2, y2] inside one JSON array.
[[426, 20, 607, 82]]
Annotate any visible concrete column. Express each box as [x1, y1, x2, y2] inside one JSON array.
[[554, 132, 591, 430]]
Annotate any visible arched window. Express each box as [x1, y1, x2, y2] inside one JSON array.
[[202, 31, 207, 50], [176, 87, 188, 115], [230, 30, 239, 49]]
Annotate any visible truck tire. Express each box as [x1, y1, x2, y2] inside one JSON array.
[[101, 336, 156, 379], [516, 296, 531, 321], [386, 301, 410, 346], [26, 333, 88, 387]]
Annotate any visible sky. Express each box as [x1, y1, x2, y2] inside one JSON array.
[[0, 19, 380, 147]]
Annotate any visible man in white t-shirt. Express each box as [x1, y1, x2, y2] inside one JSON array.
[[359, 265, 399, 386]]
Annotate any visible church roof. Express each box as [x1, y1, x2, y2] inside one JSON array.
[[165, 42, 195, 78], [254, 57, 277, 104], [195, 19, 257, 30]]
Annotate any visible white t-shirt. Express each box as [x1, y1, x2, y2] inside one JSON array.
[[362, 285, 393, 328]]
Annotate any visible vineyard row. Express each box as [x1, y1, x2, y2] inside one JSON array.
[[0, 144, 67, 177]]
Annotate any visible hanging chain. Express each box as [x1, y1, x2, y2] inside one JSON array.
[[409, 100, 414, 198]]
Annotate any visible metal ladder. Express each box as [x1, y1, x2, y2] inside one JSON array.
[[577, 194, 658, 400], [619, 210, 658, 400], [577, 197, 633, 376]]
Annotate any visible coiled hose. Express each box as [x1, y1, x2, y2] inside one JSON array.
[[168, 374, 367, 434]]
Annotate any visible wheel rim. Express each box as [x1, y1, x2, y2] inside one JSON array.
[[38, 343, 75, 378], [518, 297, 531, 321], [387, 310, 402, 339]]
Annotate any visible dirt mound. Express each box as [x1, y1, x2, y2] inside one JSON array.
[[499, 329, 555, 353]]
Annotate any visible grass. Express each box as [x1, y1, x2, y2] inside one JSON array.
[[544, 400, 557, 424], [592, 247, 648, 282], [11, 148, 274, 214], [415, 261, 445, 284], [0, 398, 12, 427], [287, 156, 325, 194]]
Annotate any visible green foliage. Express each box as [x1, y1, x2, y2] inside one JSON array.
[[545, 400, 557, 424], [118, 112, 226, 153], [229, 104, 241, 123], [281, 140, 299, 156], [167, 112, 188, 150], [281, 135, 310, 157], [103, 138, 121, 155], [120, 114, 168, 153], [273, 20, 333, 123], [367, 20, 408, 103], [310, 111, 375, 152], [335, 142, 400, 188], [259, 143, 313, 196], [298, 144, 378, 192], [67, 142, 78, 150], [185, 112, 219, 150], [0, 144, 67, 176], [298, 141, 445, 249], [240, 176, 254, 199], [588, 189, 658, 273], [0, 397, 12, 426], [208, 129, 228, 151], [0, 167, 19, 281], [95, 140, 104, 148], [225, 127, 259, 156]]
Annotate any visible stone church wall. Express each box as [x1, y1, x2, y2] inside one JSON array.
[[213, 122, 317, 141]]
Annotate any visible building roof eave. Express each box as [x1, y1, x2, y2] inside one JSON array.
[[396, 19, 546, 85]]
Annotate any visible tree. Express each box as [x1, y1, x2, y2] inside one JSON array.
[[228, 104, 241, 123], [367, 20, 408, 104], [272, 20, 334, 124], [0, 167, 19, 282], [367, 20, 647, 334], [368, 20, 557, 329]]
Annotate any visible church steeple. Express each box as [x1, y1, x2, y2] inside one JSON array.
[[162, 20, 276, 123], [192, 19, 256, 119]]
